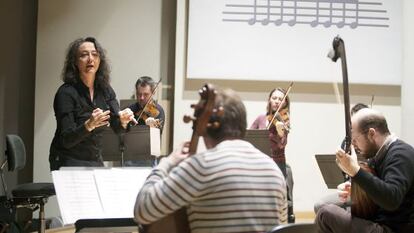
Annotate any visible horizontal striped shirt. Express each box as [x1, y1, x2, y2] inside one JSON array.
[[134, 139, 287, 233]]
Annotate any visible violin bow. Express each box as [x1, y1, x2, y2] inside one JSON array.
[[370, 94, 375, 108], [136, 78, 162, 123], [266, 82, 294, 130]]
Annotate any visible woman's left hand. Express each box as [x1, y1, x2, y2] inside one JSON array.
[[118, 108, 137, 128], [275, 121, 285, 137]]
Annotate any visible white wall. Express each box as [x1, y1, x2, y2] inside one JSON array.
[[175, 0, 402, 212], [34, 0, 165, 217]]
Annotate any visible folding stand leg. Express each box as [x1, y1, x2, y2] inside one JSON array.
[[38, 201, 45, 233]]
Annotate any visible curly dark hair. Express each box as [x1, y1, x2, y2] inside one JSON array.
[[61, 37, 111, 89]]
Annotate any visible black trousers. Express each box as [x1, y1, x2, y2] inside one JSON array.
[[315, 204, 393, 233]]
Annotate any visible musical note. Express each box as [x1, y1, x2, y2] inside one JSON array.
[[350, 1, 359, 28], [337, 2, 346, 28], [310, 0, 320, 27], [274, 0, 284, 26], [262, 0, 271, 25], [248, 0, 257, 25], [288, 0, 297, 26], [323, 2, 333, 28], [223, 0, 388, 29]]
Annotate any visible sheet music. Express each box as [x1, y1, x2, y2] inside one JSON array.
[[94, 168, 151, 218], [52, 168, 152, 224], [52, 170, 105, 224], [150, 127, 161, 157], [223, 0, 389, 28]]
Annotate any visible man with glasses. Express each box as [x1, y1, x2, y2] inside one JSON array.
[[316, 108, 414, 233], [314, 103, 369, 213]]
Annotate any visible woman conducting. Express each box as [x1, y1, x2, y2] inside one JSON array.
[[49, 37, 135, 170]]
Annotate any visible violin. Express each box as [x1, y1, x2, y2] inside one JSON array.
[[135, 100, 162, 128], [266, 82, 293, 131], [135, 80, 162, 128], [136, 100, 159, 119], [266, 108, 290, 134]]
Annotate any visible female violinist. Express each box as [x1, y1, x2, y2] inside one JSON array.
[[250, 87, 295, 223], [250, 87, 291, 174]]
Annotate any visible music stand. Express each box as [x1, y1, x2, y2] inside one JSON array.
[[101, 127, 124, 163], [119, 99, 135, 109], [244, 129, 271, 156], [123, 125, 160, 161], [315, 154, 345, 189]]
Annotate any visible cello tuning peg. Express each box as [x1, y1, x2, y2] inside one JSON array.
[[183, 115, 195, 123], [207, 122, 220, 129], [214, 106, 224, 117]]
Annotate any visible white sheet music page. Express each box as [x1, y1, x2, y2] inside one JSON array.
[[93, 168, 152, 218], [150, 127, 161, 157], [52, 170, 105, 224], [52, 168, 152, 224]]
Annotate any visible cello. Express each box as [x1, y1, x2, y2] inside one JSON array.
[[328, 35, 377, 219], [143, 83, 223, 233]]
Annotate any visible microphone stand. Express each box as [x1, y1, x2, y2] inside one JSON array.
[[119, 134, 125, 167]]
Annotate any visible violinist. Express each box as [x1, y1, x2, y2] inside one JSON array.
[[134, 88, 287, 232], [128, 76, 165, 133], [316, 109, 414, 233], [250, 87, 294, 223]]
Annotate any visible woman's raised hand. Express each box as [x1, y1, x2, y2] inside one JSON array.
[[84, 108, 111, 131]]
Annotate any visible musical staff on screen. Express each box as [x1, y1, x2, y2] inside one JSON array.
[[222, 0, 389, 28]]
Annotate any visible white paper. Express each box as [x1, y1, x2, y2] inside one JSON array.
[[150, 127, 161, 157], [52, 170, 105, 224], [52, 168, 152, 224], [93, 168, 151, 218]]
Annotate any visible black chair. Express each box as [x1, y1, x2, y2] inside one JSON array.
[[0, 134, 55, 233], [268, 223, 317, 233]]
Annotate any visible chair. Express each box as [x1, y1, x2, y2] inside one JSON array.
[[0, 134, 55, 233], [268, 223, 317, 233]]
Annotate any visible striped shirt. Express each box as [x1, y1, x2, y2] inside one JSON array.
[[134, 139, 287, 233]]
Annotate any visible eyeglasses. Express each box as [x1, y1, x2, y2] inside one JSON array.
[[352, 132, 365, 142]]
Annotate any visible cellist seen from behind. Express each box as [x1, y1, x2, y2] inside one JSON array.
[[134, 88, 287, 233], [316, 108, 414, 233]]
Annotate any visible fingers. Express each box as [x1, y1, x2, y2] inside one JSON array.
[[89, 109, 110, 129], [350, 145, 357, 159], [181, 141, 190, 154], [119, 108, 137, 125], [337, 181, 351, 202]]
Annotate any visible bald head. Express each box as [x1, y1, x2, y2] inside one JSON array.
[[351, 108, 390, 135]]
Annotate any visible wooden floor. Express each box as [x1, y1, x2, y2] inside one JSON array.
[[42, 212, 315, 233]]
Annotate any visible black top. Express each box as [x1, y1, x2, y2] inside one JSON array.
[[128, 102, 165, 134], [49, 82, 123, 168], [353, 139, 414, 231]]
